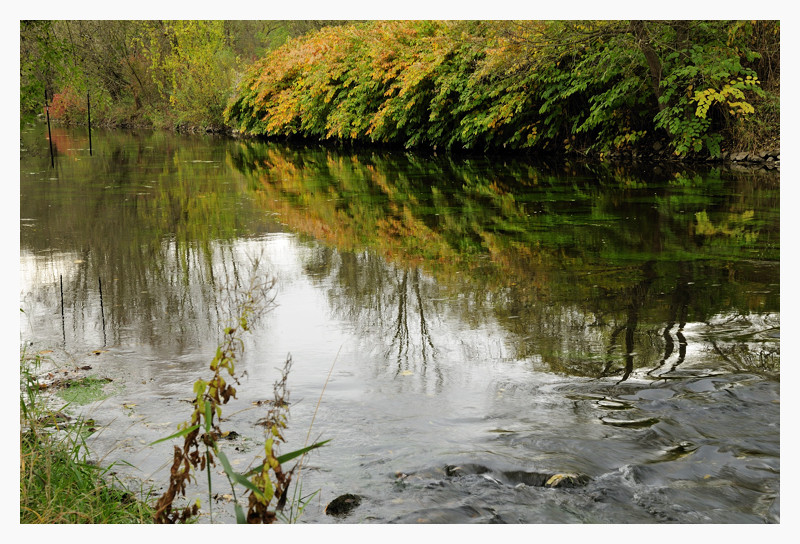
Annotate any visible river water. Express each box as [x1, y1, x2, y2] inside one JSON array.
[[19, 123, 779, 523]]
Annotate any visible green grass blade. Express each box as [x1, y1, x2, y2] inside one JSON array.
[[204, 402, 212, 433], [149, 424, 200, 446], [234, 503, 247, 524], [276, 439, 330, 464], [244, 440, 331, 477], [217, 449, 262, 496]]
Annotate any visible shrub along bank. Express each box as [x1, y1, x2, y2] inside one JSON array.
[[225, 20, 779, 160], [22, 20, 779, 161]]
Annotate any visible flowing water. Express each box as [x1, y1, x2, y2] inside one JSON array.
[[19, 123, 779, 523]]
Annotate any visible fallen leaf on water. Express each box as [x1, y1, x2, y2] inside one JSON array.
[[123, 403, 136, 409], [38, 350, 52, 355], [546, 473, 579, 487], [399, 370, 413, 376]]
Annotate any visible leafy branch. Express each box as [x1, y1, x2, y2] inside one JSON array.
[[152, 275, 328, 523]]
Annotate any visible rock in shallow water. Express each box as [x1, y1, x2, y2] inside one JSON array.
[[325, 493, 362, 517], [399, 464, 591, 489]]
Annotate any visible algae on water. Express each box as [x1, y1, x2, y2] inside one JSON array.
[[56, 376, 114, 405]]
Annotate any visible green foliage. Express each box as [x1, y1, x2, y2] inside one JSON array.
[[20, 20, 778, 153], [20, 20, 266, 129], [226, 20, 777, 156], [650, 26, 767, 157], [140, 21, 240, 128], [55, 376, 113, 406], [20, 21, 78, 115]]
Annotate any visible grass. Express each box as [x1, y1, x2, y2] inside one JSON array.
[[20, 351, 155, 524]]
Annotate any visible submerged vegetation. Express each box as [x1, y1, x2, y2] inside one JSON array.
[[21, 20, 778, 158]]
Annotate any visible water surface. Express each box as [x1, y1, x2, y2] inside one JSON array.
[[20, 123, 779, 523]]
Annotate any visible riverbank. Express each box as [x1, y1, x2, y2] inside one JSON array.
[[38, 112, 781, 176], [20, 351, 155, 523], [23, 21, 779, 165], [225, 21, 780, 162]]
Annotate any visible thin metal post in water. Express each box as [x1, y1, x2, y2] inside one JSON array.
[[99, 277, 106, 346], [60, 274, 65, 344], [45, 89, 54, 168], [87, 91, 93, 156]]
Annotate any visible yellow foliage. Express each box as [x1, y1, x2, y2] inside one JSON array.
[[692, 81, 756, 120]]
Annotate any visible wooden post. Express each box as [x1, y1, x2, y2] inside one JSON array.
[[45, 89, 54, 168], [87, 91, 93, 156]]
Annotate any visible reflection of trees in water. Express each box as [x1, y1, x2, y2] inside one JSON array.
[[21, 126, 780, 380], [485, 259, 779, 381], [224, 138, 780, 381], [20, 126, 279, 352], [646, 265, 691, 378], [296, 240, 780, 386], [20, 240, 270, 353], [612, 260, 655, 383], [710, 334, 780, 376], [302, 246, 445, 392], [386, 267, 438, 377], [301, 240, 781, 389]]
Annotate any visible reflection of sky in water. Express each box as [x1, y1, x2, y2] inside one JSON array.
[[17, 125, 779, 523], [19, 227, 780, 394], [226, 234, 530, 402], [20, 249, 103, 349], [20, 249, 83, 289]]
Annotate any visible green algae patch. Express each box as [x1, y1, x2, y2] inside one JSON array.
[[56, 376, 114, 405]]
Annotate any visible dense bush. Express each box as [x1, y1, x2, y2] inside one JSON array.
[[21, 21, 291, 129], [226, 20, 779, 157], [21, 20, 778, 155]]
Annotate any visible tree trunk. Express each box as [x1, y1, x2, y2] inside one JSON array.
[[630, 20, 665, 112]]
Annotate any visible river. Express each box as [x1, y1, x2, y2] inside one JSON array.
[[19, 122, 779, 523]]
